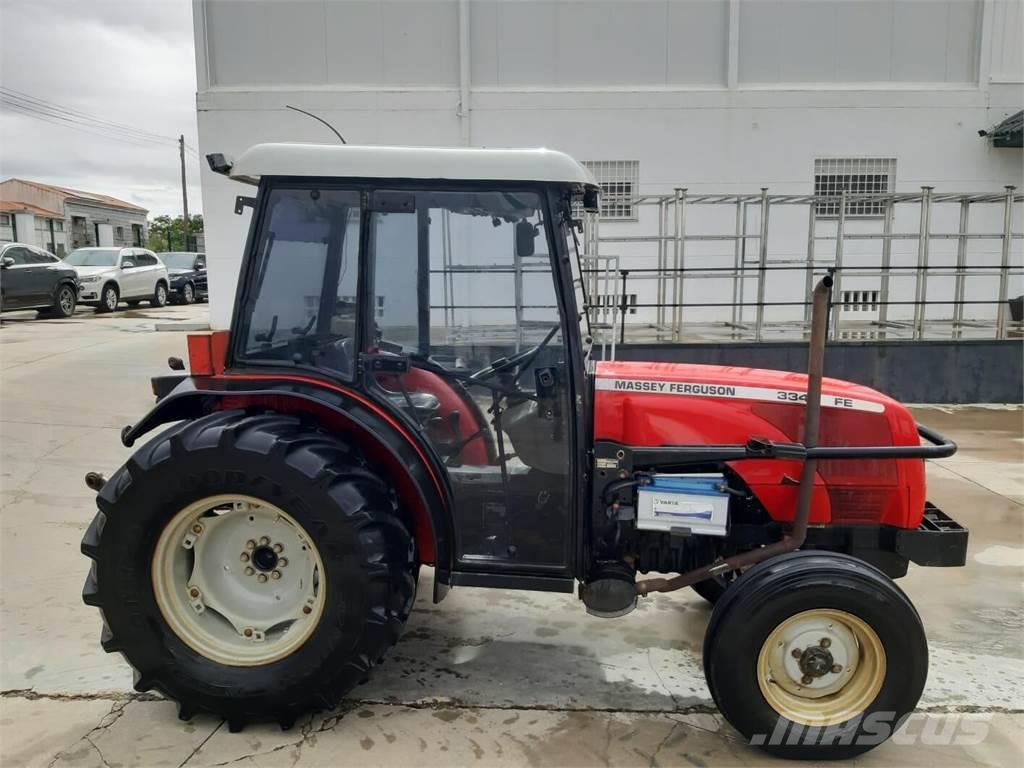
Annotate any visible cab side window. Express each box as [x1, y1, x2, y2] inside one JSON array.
[[239, 187, 361, 380]]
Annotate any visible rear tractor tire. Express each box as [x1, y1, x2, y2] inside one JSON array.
[[80, 411, 418, 729], [702, 551, 927, 760]]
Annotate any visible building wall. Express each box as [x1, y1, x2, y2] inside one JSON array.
[[64, 202, 147, 250], [0, 180, 66, 217], [33, 216, 67, 255], [193, 0, 1024, 330]]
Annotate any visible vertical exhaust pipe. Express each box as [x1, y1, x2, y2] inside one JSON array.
[[635, 275, 833, 596]]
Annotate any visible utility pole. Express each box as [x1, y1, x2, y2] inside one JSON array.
[[179, 134, 190, 251]]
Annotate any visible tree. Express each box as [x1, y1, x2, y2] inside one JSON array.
[[148, 214, 204, 252]]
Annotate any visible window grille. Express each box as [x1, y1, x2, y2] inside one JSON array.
[[582, 161, 640, 221], [841, 290, 880, 312], [814, 158, 896, 217]]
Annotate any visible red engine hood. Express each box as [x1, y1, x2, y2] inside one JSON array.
[[594, 361, 898, 415], [593, 361, 925, 529]]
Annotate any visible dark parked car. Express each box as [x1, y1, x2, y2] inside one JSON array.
[[158, 251, 207, 305], [0, 242, 79, 318]]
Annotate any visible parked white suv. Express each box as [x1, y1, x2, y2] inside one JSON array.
[[65, 247, 169, 312]]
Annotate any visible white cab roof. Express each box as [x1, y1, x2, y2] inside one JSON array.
[[229, 143, 598, 187]]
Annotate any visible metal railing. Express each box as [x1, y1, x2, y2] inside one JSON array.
[[582, 187, 1023, 348]]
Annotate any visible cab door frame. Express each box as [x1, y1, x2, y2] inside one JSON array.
[[357, 180, 587, 589]]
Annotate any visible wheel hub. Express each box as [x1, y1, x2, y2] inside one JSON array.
[[798, 645, 834, 678], [757, 609, 886, 726], [152, 495, 325, 665], [251, 545, 279, 572]]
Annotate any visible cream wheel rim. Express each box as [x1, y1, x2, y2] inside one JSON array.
[[152, 495, 326, 666], [757, 608, 886, 726]]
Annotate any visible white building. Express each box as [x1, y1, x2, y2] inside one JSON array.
[[193, 0, 1023, 333], [0, 179, 148, 256]]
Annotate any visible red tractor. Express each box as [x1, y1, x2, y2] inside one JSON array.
[[81, 144, 967, 759]]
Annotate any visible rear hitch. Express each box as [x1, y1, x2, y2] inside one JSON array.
[[84, 472, 107, 492], [634, 274, 833, 597]]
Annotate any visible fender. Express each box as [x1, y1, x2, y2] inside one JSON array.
[[122, 375, 455, 600]]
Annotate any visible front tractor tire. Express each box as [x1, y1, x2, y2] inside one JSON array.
[[81, 411, 418, 730], [702, 551, 927, 760]]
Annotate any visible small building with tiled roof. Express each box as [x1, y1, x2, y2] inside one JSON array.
[[0, 178, 147, 256]]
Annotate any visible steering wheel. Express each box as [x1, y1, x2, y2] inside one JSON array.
[[469, 324, 561, 384]]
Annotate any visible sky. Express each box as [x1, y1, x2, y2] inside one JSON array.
[[0, 0, 202, 217]]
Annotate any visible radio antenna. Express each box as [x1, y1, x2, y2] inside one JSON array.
[[285, 105, 346, 144]]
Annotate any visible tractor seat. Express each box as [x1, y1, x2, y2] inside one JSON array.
[[382, 390, 441, 419]]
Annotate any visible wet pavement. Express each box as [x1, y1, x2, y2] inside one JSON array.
[[0, 305, 1021, 766]]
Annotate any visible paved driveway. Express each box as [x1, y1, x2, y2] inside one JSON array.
[[1, 306, 1021, 766]]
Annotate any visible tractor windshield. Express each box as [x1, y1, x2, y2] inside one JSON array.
[[238, 187, 361, 378]]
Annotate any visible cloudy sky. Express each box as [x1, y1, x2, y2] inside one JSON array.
[[0, 0, 202, 216]]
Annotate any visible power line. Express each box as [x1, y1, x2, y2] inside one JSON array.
[[1, 94, 171, 148], [0, 98, 161, 148], [0, 88, 203, 168], [0, 86, 178, 144]]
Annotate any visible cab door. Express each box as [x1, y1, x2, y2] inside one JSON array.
[[362, 186, 575, 578]]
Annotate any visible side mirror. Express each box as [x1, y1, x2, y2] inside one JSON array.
[[1, 256, 14, 269], [515, 220, 538, 258], [582, 188, 600, 213], [196, 262, 206, 272], [121, 260, 135, 269]]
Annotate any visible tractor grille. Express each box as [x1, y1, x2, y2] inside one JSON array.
[[751, 403, 899, 523]]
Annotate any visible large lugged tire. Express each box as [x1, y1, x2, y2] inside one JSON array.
[[81, 410, 418, 730], [703, 551, 927, 760]]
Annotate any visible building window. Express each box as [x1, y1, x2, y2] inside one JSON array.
[[841, 290, 880, 312], [814, 158, 896, 218], [0, 214, 10, 226], [115, 226, 125, 240], [54, 221, 63, 232], [582, 161, 640, 221], [595, 292, 638, 315]]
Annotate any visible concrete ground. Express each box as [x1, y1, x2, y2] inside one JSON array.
[[1, 304, 1021, 767]]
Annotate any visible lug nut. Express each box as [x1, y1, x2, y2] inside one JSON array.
[[191, 523, 203, 534], [189, 588, 200, 599], [244, 628, 253, 637], [831, 664, 843, 674], [791, 648, 803, 659], [271, 570, 282, 580], [273, 543, 284, 553], [278, 558, 288, 568], [259, 536, 270, 546], [257, 573, 268, 583], [302, 606, 312, 615], [820, 638, 831, 648], [240, 552, 250, 562], [246, 539, 256, 550], [245, 566, 255, 576], [802, 674, 814, 685]]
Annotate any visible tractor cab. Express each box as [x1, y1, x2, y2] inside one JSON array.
[[83, 143, 968, 758], [219, 143, 598, 584]]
